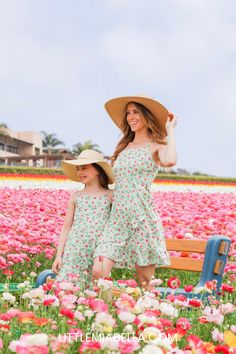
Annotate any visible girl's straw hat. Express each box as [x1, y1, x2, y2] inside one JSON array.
[[61, 149, 114, 184], [105, 94, 169, 136]]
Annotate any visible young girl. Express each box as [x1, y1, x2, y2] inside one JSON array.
[[52, 149, 114, 289]]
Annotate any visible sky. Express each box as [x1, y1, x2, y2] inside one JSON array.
[[0, 0, 235, 177]]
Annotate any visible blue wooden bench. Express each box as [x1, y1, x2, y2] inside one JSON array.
[[155, 234, 232, 298], [35, 235, 231, 299]]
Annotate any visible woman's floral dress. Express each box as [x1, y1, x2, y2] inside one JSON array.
[[57, 192, 111, 288], [94, 144, 170, 269]]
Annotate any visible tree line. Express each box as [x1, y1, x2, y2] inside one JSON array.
[[0, 122, 101, 156]]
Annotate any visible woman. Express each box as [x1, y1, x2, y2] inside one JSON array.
[[92, 94, 177, 287]]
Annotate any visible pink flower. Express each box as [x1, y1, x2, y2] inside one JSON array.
[[61, 294, 77, 309], [117, 279, 138, 287], [167, 277, 181, 289], [219, 303, 235, 315], [15, 345, 49, 354], [89, 298, 108, 312], [118, 338, 141, 354], [79, 341, 101, 353], [202, 306, 224, 325], [186, 335, 207, 354], [176, 317, 191, 331]]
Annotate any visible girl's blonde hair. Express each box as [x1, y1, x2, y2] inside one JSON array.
[[111, 102, 166, 164]]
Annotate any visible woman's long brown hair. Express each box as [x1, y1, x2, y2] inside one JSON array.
[[111, 102, 167, 164]]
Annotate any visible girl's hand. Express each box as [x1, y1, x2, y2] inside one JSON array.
[[166, 112, 177, 132], [52, 257, 62, 274]]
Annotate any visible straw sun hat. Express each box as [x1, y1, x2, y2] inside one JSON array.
[[61, 150, 114, 184], [105, 94, 169, 136]]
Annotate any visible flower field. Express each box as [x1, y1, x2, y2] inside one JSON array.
[[0, 174, 236, 353]]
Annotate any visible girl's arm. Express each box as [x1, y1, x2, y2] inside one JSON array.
[[154, 112, 177, 167], [55, 192, 76, 259]]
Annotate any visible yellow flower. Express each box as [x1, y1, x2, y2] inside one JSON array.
[[224, 330, 236, 348]]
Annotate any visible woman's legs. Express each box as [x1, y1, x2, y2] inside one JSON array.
[[92, 256, 115, 281], [135, 264, 156, 289]]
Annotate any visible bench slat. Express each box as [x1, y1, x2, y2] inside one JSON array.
[[162, 256, 203, 272], [166, 239, 207, 253]]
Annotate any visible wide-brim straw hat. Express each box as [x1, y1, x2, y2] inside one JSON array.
[[105, 94, 169, 137], [61, 149, 114, 184]]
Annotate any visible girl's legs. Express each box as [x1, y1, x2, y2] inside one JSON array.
[[135, 264, 156, 290], [92, 256, 115, 281]]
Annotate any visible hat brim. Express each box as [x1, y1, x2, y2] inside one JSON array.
[[105, 95, 169, 137], [61, 159, 114, 184]]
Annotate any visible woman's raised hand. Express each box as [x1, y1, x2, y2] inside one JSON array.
[[166, 112, 177, 132]]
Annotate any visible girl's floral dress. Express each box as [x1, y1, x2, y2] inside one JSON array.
[[94, 144, 170, 269], [57, 192, 111, 288]]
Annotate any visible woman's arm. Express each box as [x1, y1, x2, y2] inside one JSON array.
[[154, 112, 177, 167]]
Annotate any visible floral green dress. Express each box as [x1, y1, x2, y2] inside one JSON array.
[[94, 144, 170, 269], [57, 192, 111, 288]]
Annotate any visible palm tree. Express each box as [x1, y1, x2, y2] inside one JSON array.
[[72, 140, 101, 156], [41, 131, 65, 155]]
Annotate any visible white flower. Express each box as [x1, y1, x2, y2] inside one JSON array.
[[100, 336, 119, 350], [151, 333, 173, 351], [97, 278, 113, 290], [92, 312, 116, 333], [123, 324, 134, 333], [74, 311, 85, 321], [138, 314, 158, 325], [2, 292, 16, 304], [159, 302, 178, 318], [149, 278, 163, 286], [24, 333, 48, 346], [8, 333, 48, 352], [211, 328, 224, 342], [84, 290, 97, 297], [83, 310, 94, 318], [118, 311, 136, 323], [29, 272, 37, 278], [141, 344, 163, 354], [133, 305, 143, 314], [142, 327, 161, 342], [184, 232, 194, 239]]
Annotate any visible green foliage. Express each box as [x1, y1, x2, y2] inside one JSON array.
[[0, 166, 64, 175], [72, 140, 101, 155]]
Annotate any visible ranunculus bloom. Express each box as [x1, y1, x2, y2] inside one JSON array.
[[167, 277, 181, 289], [59, 308, 74, 320]]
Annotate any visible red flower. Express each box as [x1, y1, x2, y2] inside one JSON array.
[[60, 308, 74, 320], [198, 316, 208, 324], [221, 284, 234, 293], [3, 269, 14, 276], [189, 299, 202, 308], [184, 285, 194, 292], [215, 344, 230, 354], [43, 298, 56, 306], [167, 277, 181, 289]]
